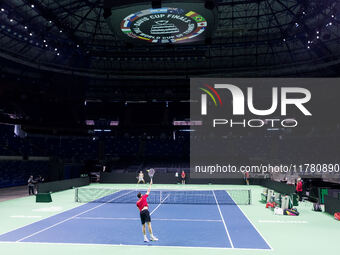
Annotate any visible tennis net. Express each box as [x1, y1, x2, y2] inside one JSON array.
[[75, 188, 251, 205]]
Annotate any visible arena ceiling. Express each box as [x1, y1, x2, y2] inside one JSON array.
[[0, 0, 339, 78]]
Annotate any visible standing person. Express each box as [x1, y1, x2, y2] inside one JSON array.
[[136, 180, 158, 242], [35, 175, 45, 194], [137, 171, 145, 184], [37, 175, 45, 182], [27, 175, 35, 195], [296, 177, 303, 201], [244, 171, 250, 185], [181, 170, 186, 184], [175, 171, 179, 184]]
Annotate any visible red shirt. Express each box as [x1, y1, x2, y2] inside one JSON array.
[[296, 181, 303, 192], [136, 194, 149, 211], [181, 172, 186, 178]]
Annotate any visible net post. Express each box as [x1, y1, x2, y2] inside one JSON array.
[[248, 189, 251, 205], [75, 187, 78, 202]]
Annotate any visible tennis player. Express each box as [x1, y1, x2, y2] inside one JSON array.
[[137, 171, 145, 184], [181, 170, 186, 184], [136, 180, 158, 242]]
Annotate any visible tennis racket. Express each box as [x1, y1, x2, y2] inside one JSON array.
[[147, 168, 155, 182]]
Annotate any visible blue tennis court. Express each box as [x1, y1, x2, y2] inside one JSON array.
[[0, 189, 271, 250]]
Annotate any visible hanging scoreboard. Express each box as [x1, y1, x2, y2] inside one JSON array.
[[104, 0, 217, 44]]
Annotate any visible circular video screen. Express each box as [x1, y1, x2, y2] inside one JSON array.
[[120, 7, 207, 43]]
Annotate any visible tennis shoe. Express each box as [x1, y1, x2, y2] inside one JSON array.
[[144, 236, 149, 242], [150, 235, 158, 241]]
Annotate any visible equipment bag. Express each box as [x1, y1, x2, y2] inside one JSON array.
[[283, 208, 299, 216], [313, 202, 322, 212], [266, 202, 277, 208], [274, 207, 284, 215], [335, 212, 340, 221]]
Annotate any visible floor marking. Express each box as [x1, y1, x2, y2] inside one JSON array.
[[15, 190, 135, 242], [74, 217, 222, 222], [150, 194, 170, 215], [212, 190, 234, 249], [258, 220, 308, 224], [32, 207, 63, 212], [10, 216, 42, 219], [0, 241, 272, 251], [224, 190, 273, 251]]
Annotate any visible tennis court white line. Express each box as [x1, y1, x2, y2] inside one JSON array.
[[0, 241, 273, 251], [224, 190, 273, 251], [150, 194, 170, 215], [74, 217, 222, 222], [212, 190, 234, 249], [15, 190, 135, 242], [258, 220, 308, 224]]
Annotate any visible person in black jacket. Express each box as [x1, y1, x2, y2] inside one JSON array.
[[28, 175, 35, 195]]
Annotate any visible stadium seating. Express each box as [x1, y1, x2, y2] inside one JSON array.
[[1, 123, 340, 186]]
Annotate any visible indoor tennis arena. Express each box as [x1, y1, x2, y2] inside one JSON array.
[[0, 1, 340, 255]]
